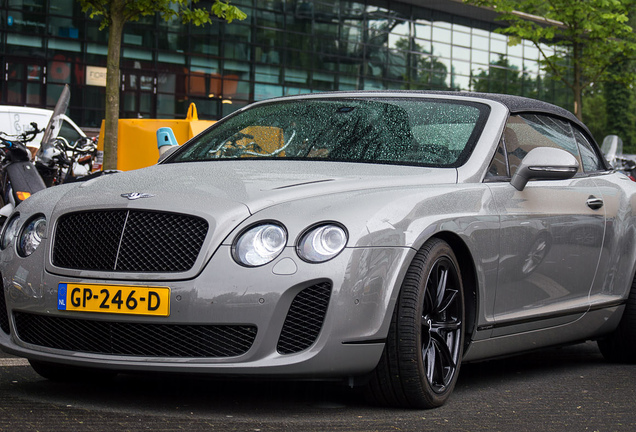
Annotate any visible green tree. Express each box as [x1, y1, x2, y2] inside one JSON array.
[[466, 0, 636, 120], [604, 62, 636, 150], [581, 87, 607, 144], [78, 0, 246, 170]]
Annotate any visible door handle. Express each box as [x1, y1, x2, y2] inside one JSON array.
[[586, 196, 604, 210]]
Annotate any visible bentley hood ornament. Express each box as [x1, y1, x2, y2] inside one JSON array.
[[121, 192, 155, 200]]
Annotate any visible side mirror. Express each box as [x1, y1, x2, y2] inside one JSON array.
[[510, 147, 579, 191], [601, 134, 623, 167]]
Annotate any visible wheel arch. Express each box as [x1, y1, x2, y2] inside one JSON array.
[[431, 231, 478, 351]]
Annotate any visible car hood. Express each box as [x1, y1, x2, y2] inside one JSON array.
[[67, 160, 457, 214], [26, 160, 457, 280]]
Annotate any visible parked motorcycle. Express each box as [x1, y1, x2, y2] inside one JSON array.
[[0, 125, 47, 221], [0, 84, 73, 222], [35, 135, 98, 186], [602, 135, 636, 180]]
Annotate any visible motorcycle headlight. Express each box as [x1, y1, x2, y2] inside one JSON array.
[[0, 214, 20, 250], [18, 215, 47, 257], [297, 223, 347, 263], [233, 223, 287, 267]]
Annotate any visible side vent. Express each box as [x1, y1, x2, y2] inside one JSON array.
[[277, 282, 332, 355]]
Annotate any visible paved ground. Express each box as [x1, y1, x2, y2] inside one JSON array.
[[1, 341, 635, 431]]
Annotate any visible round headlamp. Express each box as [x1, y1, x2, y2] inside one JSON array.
[[18, 215, 47, 257], [297, 224, 347, 263], [0, 214, 20, 250], [233, 223, 287, 267]]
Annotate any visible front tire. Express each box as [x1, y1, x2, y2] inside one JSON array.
[[598, 274, 636, 363], [365, 238, 465, 408]]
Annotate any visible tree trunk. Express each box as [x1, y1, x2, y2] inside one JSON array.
[[573, 43, 583, 121], [573, 83, 583, 121], [103, 1, 125, 171]]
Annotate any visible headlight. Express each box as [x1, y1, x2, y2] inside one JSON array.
[[233, 223, 287, 267], [18, 215, 47, 257], [297, 223, 347, 263], [0, 214, 20, 250]]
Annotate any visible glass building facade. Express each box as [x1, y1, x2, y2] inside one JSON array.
[[0, 0, 572, 129]]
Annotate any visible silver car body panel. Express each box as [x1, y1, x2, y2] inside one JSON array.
[[488, 177, 605, 331]]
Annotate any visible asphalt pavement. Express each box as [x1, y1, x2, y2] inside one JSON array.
[[1, 341, 635, 431]]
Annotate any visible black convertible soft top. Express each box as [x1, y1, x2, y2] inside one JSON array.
[[285, 90, 586, 136], [420, 91, 581, 125], [434, 91, 594, 142]]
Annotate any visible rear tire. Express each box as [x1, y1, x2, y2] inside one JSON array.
[[0, 195, 6, 227], [598, 274, 636, 363], [364, 238, 465, 408]]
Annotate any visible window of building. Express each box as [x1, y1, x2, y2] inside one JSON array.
[[0, 0, 575, 129]]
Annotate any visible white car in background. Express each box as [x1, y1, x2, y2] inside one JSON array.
[[0, 105, 86, 149]]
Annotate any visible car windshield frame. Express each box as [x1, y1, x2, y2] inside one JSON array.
[[166, 97, 491, 168]]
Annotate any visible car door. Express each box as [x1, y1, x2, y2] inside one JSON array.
[[486, 114, 605, 337], [572, 127, 633, 308]]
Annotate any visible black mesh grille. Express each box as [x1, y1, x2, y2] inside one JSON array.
[[14, 312, 257, 358], [0, 281, 9, 335], [277, 282, 332, 355], [53, 210, 208, 272]]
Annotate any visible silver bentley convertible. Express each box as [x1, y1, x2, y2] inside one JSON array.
[[1, 91, 635, 409]]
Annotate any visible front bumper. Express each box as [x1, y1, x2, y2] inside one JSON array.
[[0, 245, 412, 377]]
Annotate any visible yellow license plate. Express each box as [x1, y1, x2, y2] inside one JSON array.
[[57, 283, 170, 317]]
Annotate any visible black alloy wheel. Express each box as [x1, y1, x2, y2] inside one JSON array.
[[364, 238, 465, 408], [421, 253, 463, 394]]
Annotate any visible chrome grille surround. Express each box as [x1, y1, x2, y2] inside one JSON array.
[[52, 210, 209, 272]]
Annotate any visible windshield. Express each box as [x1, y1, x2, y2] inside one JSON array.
[[169, 98, 489, 167]]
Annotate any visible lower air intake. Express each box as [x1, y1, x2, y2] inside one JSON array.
[[277, 282, 332, 355], [14, 312, 257, 358]]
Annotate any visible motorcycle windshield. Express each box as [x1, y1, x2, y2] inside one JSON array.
[[40, 84, 71, 151]]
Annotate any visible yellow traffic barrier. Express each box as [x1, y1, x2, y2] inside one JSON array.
[[95, 103, 215, 171]]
